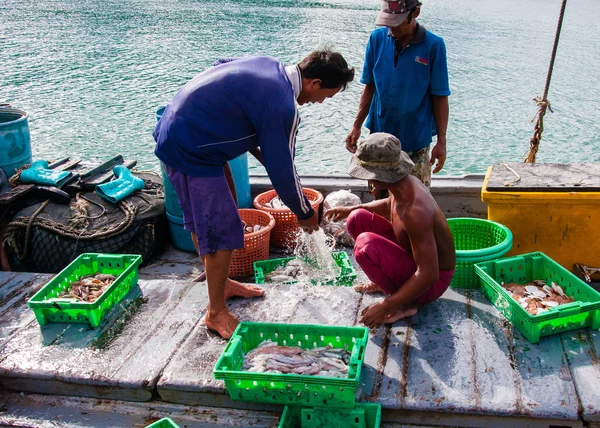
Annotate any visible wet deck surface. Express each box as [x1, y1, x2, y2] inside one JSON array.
[[1, 247, 599, 427]]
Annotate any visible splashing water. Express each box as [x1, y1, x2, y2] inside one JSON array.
[[293, 229, 340, 285]]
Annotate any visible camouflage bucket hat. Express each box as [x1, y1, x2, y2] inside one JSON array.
[[347, 133, 414, 183]]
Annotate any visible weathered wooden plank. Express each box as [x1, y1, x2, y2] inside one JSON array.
[[139, 247, 201, 280], [356, 291, 389, 402], [0, 279, 206, 401], [466, 289, 520, 414], [0, 273, 51, 344], [561, 328, 600, 422], [507, 319, 580, 419], [401, 288, 477, 412], [289, 283, 361, 326], [0, 390, 282, 428]]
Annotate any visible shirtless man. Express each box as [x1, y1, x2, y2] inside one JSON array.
[[325, 133, 455, 328]]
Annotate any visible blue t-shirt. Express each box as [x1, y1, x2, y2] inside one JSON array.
[[361, 25, 450, 152], [154, 56, 313, 220]]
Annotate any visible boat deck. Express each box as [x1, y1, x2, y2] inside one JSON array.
[[1, 247, 599, 427]]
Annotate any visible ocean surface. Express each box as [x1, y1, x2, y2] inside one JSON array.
[[2, 0, 599, 176]]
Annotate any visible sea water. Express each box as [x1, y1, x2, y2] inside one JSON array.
[[2, 0, 599, 176]]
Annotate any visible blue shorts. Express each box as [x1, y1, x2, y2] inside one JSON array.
[[163, 163, 243, 256]]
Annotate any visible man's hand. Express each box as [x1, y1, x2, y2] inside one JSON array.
[[345, 126, 361, 153], [359, 301, 393, 328], [297, 210, 319, 233], [429, 139, 447, 174], [324, 206, 355, 223]]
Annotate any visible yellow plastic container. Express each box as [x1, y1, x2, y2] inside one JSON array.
[[481, 166, 600, 271]]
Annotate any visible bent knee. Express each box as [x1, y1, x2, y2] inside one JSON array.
[[347, 208, 372, 238]]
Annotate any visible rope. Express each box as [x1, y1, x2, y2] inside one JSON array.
[[14, 200, 50, 261], [525, 0, 567, 164], [501, 163, 521, 187], [6, 200, 137, 241]]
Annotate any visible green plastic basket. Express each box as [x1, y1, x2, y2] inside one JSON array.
[[28, 253, 142, 328], [448, 218, 513, 289], [214, 322, 369, 408], [279, 403, 381, 428], [475, 252, 600, 343], [145, 417, 180, 428], [254, 251, 357, 286]]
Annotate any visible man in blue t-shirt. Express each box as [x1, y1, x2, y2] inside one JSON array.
[[154, 49, 354, 339], [346, 0, 450, 190]]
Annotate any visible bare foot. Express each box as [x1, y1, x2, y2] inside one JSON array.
[[354, 281, 382, 294], [385, 306, 418, 324], [224, 278, 265, 299], [205, 308, 240, 339]]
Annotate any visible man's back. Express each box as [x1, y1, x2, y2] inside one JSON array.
[[154, 56, 296, 176], [390, 175, 455, 270]]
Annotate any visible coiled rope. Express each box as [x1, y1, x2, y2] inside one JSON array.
[[525, 0, 568, 164]]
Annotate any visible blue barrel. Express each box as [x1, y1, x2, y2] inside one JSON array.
[[0, 105, 33, 178]]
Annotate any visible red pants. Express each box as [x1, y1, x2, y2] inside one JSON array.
[[347, 209, 453, 305]]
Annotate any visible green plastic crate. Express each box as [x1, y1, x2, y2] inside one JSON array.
[[448, 218, 513, 289], [28, 253, 142, 328], [254, 251, 357, 286], [279, 403, 381, 428], [214, 322, 369, 408], [475, 252, 600, 343], [145, 417, 180, 428]]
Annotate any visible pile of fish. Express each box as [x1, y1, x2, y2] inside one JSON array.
[[56, 273, 117, 303], [262, 196, 289, 210], [242, 221, 265, 234], [266, 259, 305, 282], [242, 340, 351, 378], [501, 280, 575, 315]]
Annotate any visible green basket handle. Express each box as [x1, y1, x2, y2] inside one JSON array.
[[349, 342, 366, 369], [220, 338, 243, 370], [556, 302, 583, 317]]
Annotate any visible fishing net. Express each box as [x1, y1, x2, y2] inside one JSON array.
[[3, 171, 167, 273]]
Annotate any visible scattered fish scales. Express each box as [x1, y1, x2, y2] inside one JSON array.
[[242, 340, 351, 378], [502, 280, 575, 315], [56, 273, 116, 303]]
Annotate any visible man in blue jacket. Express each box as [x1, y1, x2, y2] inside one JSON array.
[[154, 49, 354, 338], [346, 0, 450, 190]]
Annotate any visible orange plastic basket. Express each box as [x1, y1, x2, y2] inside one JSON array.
[[230, 209, 275, 277], [253, 188, 323, 249]]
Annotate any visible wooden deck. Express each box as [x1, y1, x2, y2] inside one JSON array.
[[1, 247, 599, 427]]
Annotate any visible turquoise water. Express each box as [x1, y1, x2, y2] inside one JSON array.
[[2, 0, 599, 176]]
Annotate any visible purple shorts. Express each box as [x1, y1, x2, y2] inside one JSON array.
[[163, 163, 243, 256]]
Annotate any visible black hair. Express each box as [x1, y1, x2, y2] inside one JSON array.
[[298, 48, 355, 91], [406, 4, 421, 24]]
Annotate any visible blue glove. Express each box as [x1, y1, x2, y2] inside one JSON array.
[[20, 160, 72, 187], [96, 165, 144, 203]]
